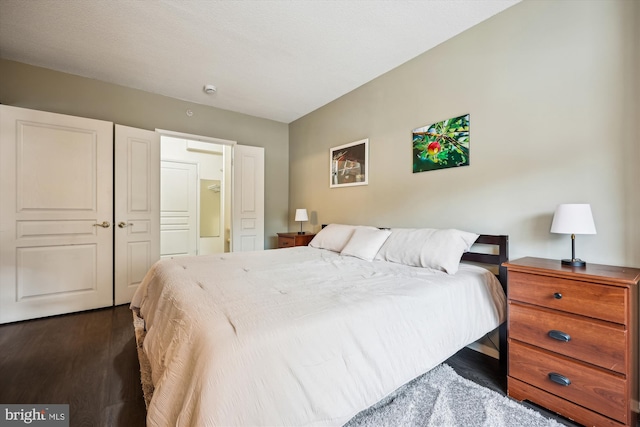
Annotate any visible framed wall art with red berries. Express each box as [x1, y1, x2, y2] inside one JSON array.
[[412, 114, 469, 173]]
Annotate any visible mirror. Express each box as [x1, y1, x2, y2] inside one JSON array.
[[200, 179, 221, 237]]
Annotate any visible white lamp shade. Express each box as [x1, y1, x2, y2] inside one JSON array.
[[294, 209, 308, 222], [550, 204, 596, 235]]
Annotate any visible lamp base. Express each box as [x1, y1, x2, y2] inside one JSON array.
[[561, 258, 586, 267], [297, 231, 306, 235]]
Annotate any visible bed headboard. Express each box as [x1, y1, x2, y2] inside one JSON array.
[[462, 234, 509, 294]]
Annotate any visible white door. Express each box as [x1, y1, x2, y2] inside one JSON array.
[[160, 161, 198, 257], [114, 125, 160, 305], [232, 145, 265, 251], [0, 105, 113, 323]]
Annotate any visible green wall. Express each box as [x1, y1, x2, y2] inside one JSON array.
[[0, 59, 289, 249], [289, 0, 640, 267]]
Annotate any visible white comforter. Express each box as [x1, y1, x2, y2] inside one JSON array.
[[131, 247, 506, 427]]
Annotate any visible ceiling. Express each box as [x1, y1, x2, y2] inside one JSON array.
[[0, 0, 520, 123]]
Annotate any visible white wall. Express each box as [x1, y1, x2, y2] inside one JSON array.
[[289, 0, 639, 268]]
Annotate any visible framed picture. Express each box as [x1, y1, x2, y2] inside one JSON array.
[[330, 138, 369, 188], [412, 114, 470, 173]]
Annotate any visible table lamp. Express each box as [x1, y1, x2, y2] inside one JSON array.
[[550, 204, 596, 267], [295, 209, 308, 235]]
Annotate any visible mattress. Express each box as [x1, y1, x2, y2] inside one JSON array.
[[131, 246, 506, 426]]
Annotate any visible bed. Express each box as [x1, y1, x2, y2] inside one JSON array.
[[131, 225, 509, 426]]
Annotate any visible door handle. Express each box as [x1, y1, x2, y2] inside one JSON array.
[[118, 222, 131, 228], [93, 221, 111, 228]]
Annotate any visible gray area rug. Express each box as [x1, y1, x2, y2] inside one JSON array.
[[132, 311, 561, 426], [344, 364, 561, 427]]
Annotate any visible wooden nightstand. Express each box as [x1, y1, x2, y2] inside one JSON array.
[[503, 257, 639, 427], [277, 232, 316, 248]]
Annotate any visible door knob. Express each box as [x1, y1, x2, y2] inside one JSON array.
[[93, 221, 111, 228], [118, 222, 131, 228]]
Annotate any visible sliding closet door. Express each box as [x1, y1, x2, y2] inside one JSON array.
[[0, 105, 113, 324], [114, 125, 160, 305]]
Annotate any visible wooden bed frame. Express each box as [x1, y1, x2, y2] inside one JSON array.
[[461, 234, 509, 378], [319, 225, 509, 378]]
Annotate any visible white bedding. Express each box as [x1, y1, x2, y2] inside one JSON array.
[[131, 246, 506, 427]]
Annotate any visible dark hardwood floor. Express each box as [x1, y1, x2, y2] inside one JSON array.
[[1, 305, 587, 426], [0, 305, 146, 426]]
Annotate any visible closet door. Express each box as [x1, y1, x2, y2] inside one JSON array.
[[0, 105, 113, 323], [231, 145, 264, 251], [114, 125, 160, 305]]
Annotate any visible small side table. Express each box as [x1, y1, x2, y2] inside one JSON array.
[[277, 232, 316, 248]]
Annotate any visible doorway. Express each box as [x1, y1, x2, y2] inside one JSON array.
[[159, 133, 233, 256]]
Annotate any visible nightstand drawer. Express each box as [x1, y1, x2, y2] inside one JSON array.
[[509, 271, 626, 323], [278, 237, 295, 248], [277, 233, 315, 248], [509, 303, 626, 373], [509, 341, 627, 424]]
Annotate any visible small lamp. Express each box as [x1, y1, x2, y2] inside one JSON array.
[[550, 204, 596, 267], [294, 209, 308, 235]]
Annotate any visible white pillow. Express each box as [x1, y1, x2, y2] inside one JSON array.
[[308, 224, 358, 252], [340, 227, 392, 261], [376, 228, 479, 274], [374, 228, 422, 264]]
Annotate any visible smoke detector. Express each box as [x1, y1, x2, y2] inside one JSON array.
[[203, 84, 217, 95]]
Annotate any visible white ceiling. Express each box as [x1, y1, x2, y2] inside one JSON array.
[[0, 0, 519, 123]]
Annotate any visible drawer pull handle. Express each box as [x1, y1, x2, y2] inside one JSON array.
[[553, 292, 562, 299], [548, 373, 571, 386], [548, 330, 571, 342]]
